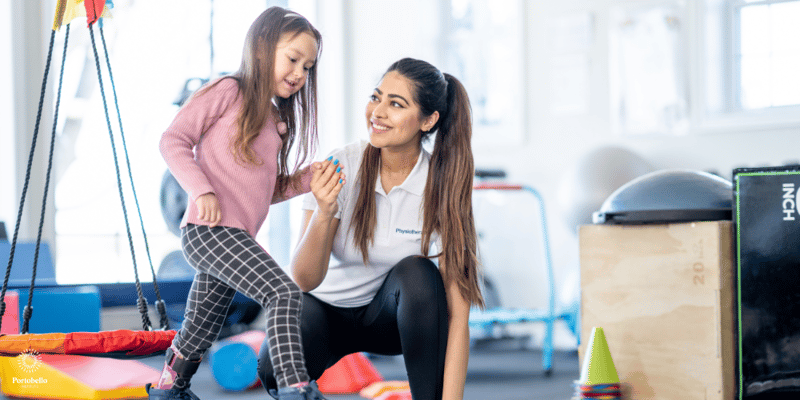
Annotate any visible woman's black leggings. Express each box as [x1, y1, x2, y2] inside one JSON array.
[[258, 255, 449, 400]]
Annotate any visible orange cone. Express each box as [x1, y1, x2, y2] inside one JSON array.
[[359, 381, 410, 399], [316, 353, 383, 394], [374, 389, 412, 400]]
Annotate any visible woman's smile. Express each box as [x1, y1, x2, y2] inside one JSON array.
[[370, 119, 391, 133]]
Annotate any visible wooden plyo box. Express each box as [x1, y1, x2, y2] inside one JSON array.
[[579, 221, 735, 400]]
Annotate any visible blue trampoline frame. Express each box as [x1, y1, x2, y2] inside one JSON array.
[[468, 183, 575, 376]]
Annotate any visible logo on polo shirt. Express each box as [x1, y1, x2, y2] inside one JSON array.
[[396, 228, 421, 235]]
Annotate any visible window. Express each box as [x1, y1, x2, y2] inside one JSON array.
[[444, 0, 526, 146], [609, 1, 689, 136], [703, 0, 800, 126], [732, 0, 800, 110]]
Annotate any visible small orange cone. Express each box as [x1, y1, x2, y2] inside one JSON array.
[[374, 389, 412, 400], [360, 381, 410, 399], [316, 353, 383, 394]]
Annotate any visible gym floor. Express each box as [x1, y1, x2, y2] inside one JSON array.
[[142, 340, 580, 400], [0, 340, 580, 400]]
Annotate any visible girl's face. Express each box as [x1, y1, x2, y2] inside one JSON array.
[[365, 71, 438, 153], [273, 31, 318, 99]]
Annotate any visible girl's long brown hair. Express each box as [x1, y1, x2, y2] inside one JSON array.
[[192, 7, 321, 197], [351, 58, 484, 308]]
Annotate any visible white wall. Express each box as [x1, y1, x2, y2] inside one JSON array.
[[314, 0, 348, 154], [10, 1, 56, 245], [1, 0, 15, 228], [343, 0, 444, 143]]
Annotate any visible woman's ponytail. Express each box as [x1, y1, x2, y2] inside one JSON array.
[[423, 73, 484, 308]]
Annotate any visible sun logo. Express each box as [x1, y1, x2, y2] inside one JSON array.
[[16, 349, 42, 374]]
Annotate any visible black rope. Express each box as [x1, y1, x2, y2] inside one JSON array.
[[0, 29, 58, 333], [21, 25, 72, 334], [97, 24, 169, 330], [88, 24, 152, 331]]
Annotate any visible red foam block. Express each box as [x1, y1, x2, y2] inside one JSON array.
[[317, 352, 383, 394]]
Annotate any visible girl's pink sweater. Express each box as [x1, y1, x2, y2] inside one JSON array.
[[160, 78, 313, 237]]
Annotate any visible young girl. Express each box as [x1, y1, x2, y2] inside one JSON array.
[[258, 58, 483, 400], [146, 7, 341, 400]]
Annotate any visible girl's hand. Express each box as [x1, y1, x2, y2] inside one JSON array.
[[196, 193, 222, 227], [311, 157, 346, 218]]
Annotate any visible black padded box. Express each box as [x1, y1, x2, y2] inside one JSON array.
[[735, 166, 800, 398]]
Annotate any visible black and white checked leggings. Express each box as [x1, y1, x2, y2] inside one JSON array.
[[172, 223, 309, 388]]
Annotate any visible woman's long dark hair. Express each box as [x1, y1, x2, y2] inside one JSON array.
[[351, 58, 484, 308], [191, 7, 321, 197]]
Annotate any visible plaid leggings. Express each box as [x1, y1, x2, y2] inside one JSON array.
[[172, 223, 309, 388]]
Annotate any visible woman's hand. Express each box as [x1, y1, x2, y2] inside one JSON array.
[[195, 193, 222, 227], [311, 157, 346, 218], [292, 157, 345, 292]]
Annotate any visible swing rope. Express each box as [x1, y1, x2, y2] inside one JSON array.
[[21, 23, 71, 334], [0, 16, 171, 334], [97, 23, 169, 330], [87, 23, 153, 331], [0, 28, 59, 333]]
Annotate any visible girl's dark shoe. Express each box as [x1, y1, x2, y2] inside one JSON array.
[[145, 383, 201, 400]]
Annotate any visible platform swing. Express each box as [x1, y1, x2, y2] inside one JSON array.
[[0, 0, 177, 363]]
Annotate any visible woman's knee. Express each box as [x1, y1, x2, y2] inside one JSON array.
[[390, 256, 445, 304], [393, 256, 439, 279]]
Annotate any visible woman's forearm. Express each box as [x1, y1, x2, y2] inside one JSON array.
[[291, 209, 340, 292], [442, 281, 472, 400]]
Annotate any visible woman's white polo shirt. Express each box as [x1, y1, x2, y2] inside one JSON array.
[[301, 140, 439, 308]]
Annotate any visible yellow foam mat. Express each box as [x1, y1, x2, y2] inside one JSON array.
[[0, 354, 155, 399]]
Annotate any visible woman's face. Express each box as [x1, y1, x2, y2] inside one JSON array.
[[365, 71, 437, 153], [273, 31, 318, 99]]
